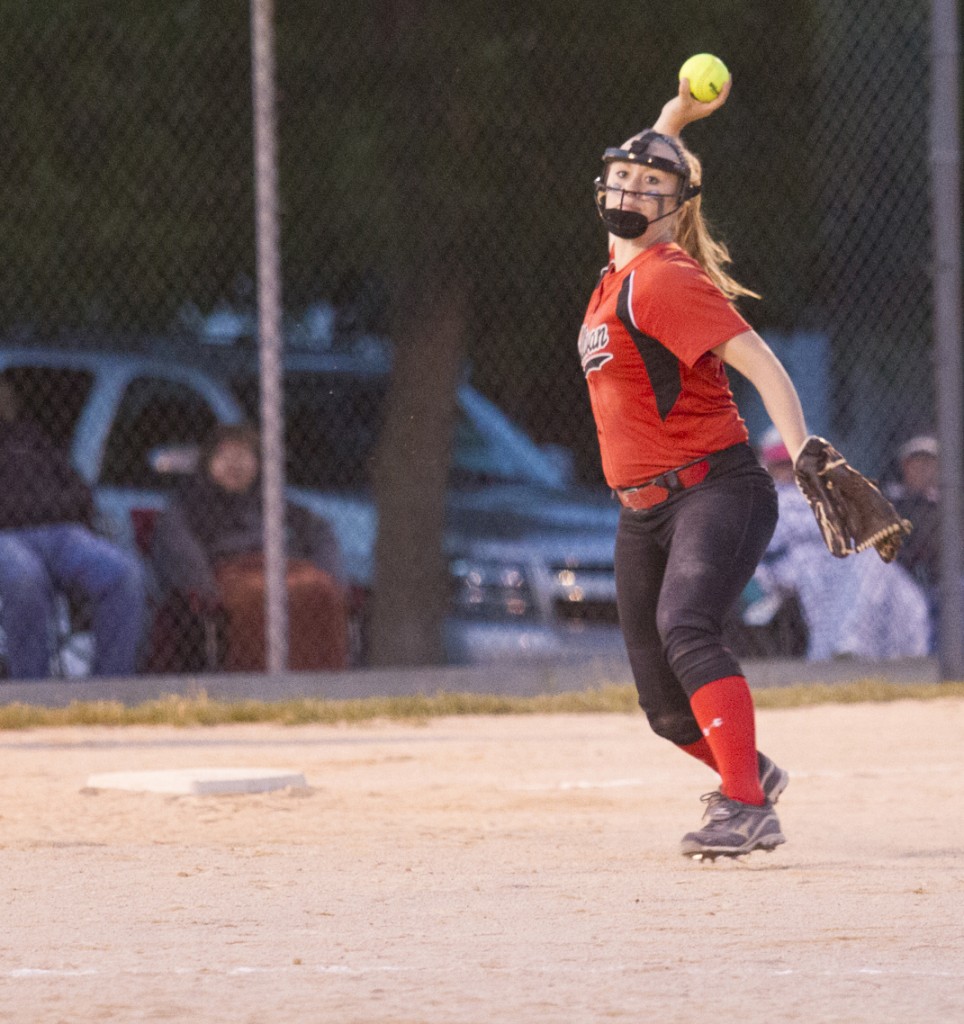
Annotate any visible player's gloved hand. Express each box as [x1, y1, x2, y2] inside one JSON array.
[[792, 436, 913, 563]]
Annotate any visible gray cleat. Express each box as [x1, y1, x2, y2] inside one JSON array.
[[758, 751, 789, 805], [681, 791, 786, 861]]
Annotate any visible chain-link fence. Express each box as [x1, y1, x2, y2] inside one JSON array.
[[0, 1, 955, 679]]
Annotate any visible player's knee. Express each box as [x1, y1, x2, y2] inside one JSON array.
[[646, 709, 702, 747], [659, 618, 712, 663], [660, 622, 725, 692]]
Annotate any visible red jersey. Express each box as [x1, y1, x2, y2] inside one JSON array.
[[579, 242, 751, 489]]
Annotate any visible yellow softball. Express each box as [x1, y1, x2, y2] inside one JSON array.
[[678, 53, 730, 103]]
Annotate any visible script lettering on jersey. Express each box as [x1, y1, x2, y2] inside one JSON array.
[[578, 323, 612, 375]]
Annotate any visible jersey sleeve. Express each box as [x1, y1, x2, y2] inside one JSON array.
[[630, 254, 752, 367]]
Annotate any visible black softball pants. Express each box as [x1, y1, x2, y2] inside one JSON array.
[[614, 444, 778, 748]]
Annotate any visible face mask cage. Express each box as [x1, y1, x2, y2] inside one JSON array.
[[592, 131, 701, 238]]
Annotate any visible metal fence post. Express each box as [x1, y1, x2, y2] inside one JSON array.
[[930, 0, 964, 680], [250, 0, 288, 674]]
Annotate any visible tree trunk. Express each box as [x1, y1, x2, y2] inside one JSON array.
[[367, 277, 468, 666]]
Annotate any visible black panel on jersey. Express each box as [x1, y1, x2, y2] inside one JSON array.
[[616, 278, 682, 421]]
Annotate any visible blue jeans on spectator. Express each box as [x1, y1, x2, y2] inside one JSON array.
[[0, 525, 147, 679]]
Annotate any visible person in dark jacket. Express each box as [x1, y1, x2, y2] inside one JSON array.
[[150, 423, 348, 671], [0, 379, 147, 678]]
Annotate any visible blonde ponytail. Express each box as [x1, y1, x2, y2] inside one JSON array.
[[675, 147, 760, 303]]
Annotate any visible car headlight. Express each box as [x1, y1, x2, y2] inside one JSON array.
[[450, 558, 536, 620]]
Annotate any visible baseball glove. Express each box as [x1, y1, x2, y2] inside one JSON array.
[[792, 436, 913, 563]]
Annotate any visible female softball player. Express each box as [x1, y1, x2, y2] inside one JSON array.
[[579, 76, 807, 859]]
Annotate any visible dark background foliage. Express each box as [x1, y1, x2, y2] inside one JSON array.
[[0, 1, 934, 482]]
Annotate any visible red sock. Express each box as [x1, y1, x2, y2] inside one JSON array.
[[689, 675, 764, 805], [677, 736, 719, 773]]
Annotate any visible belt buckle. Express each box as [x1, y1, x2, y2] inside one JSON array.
[[618, 461, 706, 510], [661, 469, 681, 493]]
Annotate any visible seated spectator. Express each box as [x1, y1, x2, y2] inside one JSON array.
[[743, 427, 930, 660], [0, 379, 147, 679], [149, 423, 348, 671], [886, 435, 941, 647]]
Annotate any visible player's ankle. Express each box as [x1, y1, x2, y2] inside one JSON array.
[[720, 782, 765, 806]]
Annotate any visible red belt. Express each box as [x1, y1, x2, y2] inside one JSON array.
[[615, 459, 711, 511]]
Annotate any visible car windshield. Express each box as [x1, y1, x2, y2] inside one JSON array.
[[229, 370, 562, 491]]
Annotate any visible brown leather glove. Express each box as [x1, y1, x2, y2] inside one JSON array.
[[793, 436, 913, 563]]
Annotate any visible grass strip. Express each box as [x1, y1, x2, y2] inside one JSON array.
[[0, 678, 962, 730]]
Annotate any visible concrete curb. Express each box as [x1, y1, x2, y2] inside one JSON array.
[[0, 655, 942, 707]]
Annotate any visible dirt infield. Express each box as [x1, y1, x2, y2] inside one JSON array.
[[2, 698, 963, 1024]]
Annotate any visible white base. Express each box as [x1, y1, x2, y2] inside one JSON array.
[[85, 768, 307, 795]]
